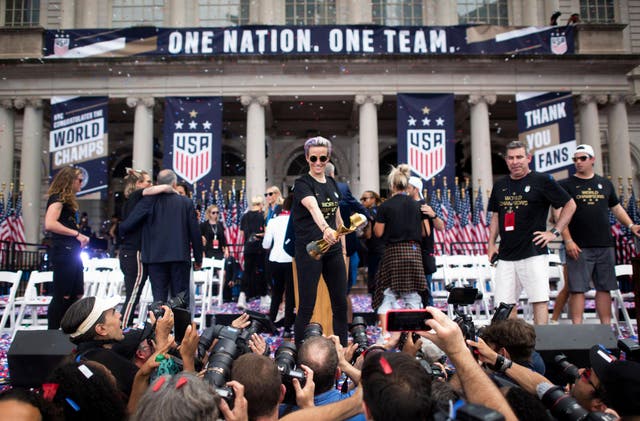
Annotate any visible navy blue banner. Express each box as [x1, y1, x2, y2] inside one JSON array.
[[397, 93, 455, 190], [49, 96, 109, 198], [516, 92, 576, 176], [162, 97, 222, 194], [44, 25, 574, 58]]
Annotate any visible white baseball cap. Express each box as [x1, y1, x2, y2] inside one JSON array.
[[408, 176, 424, 199], [574, 144, 595, 158]]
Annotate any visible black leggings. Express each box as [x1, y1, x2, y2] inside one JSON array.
[[268, 261, 295, 329], [48, 245, 84, 329], [294, 248, 348, 346]]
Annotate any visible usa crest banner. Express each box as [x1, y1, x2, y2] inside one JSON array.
[[516, 92, 576, 177], [49, 96, 109, 198], [163, 97, 222, 191], [397, 93, 455, 189]]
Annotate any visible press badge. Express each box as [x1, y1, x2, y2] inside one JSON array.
[[504, 211, 515, 231], [212, 235, 219, 248]]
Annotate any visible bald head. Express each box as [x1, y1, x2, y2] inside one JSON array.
[[157, 169, 177, 187]]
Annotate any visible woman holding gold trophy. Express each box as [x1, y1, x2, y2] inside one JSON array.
[[291, 136, 350, 346]]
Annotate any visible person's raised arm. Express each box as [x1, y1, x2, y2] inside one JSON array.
[[467, 337, 552, 395], [418, 307, 517, 421], [142, 184, 174, 196]]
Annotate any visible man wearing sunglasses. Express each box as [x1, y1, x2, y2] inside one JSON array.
[[558, 144, 640, 325]]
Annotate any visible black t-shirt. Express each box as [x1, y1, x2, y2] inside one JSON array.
[[559, 174, 618, 248], [366, 206, 386, 255], [240, 210, 265, 254], [200, 220, 227, 258], [375, 194, 424, 244], [46, 194, 79, 248], [292, 174, 342, 254], [418, 199, 436, 254], [119, 189, 144, 251], [488, 171, 571, 260]]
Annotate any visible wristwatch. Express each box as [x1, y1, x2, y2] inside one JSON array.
[[550, 227, 560, 237]]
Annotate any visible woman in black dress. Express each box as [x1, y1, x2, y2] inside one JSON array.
[[44, 166, 90, 329], [200, 204, 228, 260], [292, 136, 348, 345]]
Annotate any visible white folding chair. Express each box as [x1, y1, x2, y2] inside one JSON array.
[[210, 258, 226, 310], [613, 265, 636, 337], [136, 281, 154, 326], [193, 264, 212, 329], [91, 258, 120, 272], [0, 270, 24, 335], [13, 271, 54, 338]]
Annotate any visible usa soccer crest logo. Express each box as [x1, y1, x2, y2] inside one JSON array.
[[550, 34, 567, 55], [173, 132, 212, 184], [407, 129, 446, 180], [53, 34, 70, 56]]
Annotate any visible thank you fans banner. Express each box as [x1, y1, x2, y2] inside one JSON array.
[[516, 92, 576, 176], [397, 93, 455, 189], [163, 97, 222, 192], [43, 25, 574, 58], [49, 96, 109, 197]]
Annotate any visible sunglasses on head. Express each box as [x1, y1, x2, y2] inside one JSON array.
[[309, 155, 328, 163], [572, 155, 590, 162], [264, 192, 275, 197]]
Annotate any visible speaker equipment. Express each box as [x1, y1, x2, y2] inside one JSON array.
[[8, 330, 74, 388], [535, 324, 618, 385]]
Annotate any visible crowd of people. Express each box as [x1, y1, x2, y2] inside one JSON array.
[[17, 136, 640, 419]]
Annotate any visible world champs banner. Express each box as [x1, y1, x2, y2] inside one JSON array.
[[397, 94, 455, 189], [163, 97, 222, 192], [516, 92, 576, 178], [49, 96, 109, 198]]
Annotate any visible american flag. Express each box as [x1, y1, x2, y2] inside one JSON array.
[[10, 189, 25, 250], [610, 190, 628, 263], [1, 189, 14, 243], [457, 187, 476, 254], [441, 189, 457, 254], [472, 189, 489, 253], [627, 190, 639, 225], [0, 194, 7, 264], [429, 189, 445, 253]]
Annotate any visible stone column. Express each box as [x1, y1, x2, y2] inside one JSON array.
[[126, 97, 155, 175], [356, 94, 383, 195], [241, 95, 269, 201], [469, 94, 496, 208], [15, 98, 43, 244], [522, 1, 539, 26], [77, 0, 99, 28], [607, 94, 636, 187], [578, 94, 607, 175], [0, 99, 15, 189]]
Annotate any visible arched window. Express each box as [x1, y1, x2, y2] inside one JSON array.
[[287, 151, 309, 176], [222, 147, 246, 176]]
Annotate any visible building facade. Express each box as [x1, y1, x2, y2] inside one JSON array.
[[0, 0, 639, 244]]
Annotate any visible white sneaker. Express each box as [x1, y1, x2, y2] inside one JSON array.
[[260, 294, 272, 309], [237, 292, 247, 309]]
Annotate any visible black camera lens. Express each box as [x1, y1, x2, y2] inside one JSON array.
[[275, 342, 297, 373], [204, 352, 234, 387], [350, 316, 369, 361], [303, 323, 323, 340], [554, 354, 580, 382]]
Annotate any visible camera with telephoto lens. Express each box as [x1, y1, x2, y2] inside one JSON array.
[[148, 291, 188, 319], [202, 325, 240, 409], [275, 342, 306, 405], [554, 354, 580, 384], [537, 382, 618, 421], [349, 316, 369, 363], [197, 310, 275, 360], [416, 359, 447, 381]]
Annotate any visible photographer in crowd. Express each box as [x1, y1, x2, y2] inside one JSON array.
[[479, 318, 546, 375], [468, 336, 640, 418]]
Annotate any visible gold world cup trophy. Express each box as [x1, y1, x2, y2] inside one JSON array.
[[306, 213, 367, 260]]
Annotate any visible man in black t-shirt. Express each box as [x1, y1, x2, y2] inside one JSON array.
[[558, 144, 640, 325], [488, 141, 575, 324]]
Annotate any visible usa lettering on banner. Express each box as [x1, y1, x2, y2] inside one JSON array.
[[163, 97, 222, 192], [397, 93, 455, 190]]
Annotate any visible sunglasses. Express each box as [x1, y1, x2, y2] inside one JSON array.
[[264, 192, 275, 197], [360, 197, 372, 202], [309, 155, 328, 163], [210, 211, 219, 214], [572, 156, 590, 162]]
